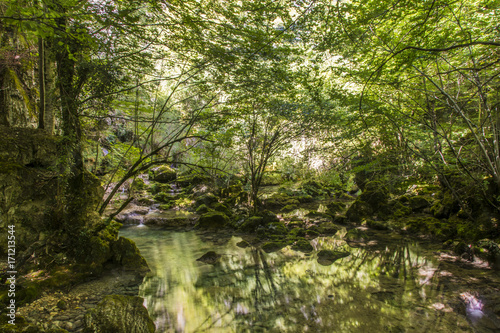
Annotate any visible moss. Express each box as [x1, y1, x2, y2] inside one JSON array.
[[196, 211, 229, 229], [257, 210, 279, 224], [365, 219, 389, 231], [305, 211, 332, 219], [359, 181, 389, 208], [154, 192, 174, 203], [149, 165, 176, 183], [281, 204, 298, 212], [194, 193, 218, 208], [404, 216, 456, 240], [292, 239, 313, 253], [57, 300, 68, 310], [267, 222, 288, 235], [391, 201, 411, 219], [288, 219, 305, 228], [265, 193, 300, 209], [130, 178, 146, 192], [306, 229, 320, 239], [212, 202, 231, 216]]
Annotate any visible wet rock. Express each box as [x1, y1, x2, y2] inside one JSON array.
[[236, 240, 250, 248], [317, 250, 350, 266], [196, 204, 212, 214], [409, 196, 432, 211], [196, 251, 221, 265], [265, 193, 300, 209], [196, 211, 229, 229], [326, 201, 345, 214], [474, 239, 500, 268], [344, 228, 368, 242], [194, 193, 218, 208], [83, 295, 155, 333], [346, 200, 373, 222], [366, 219, 389, 230]]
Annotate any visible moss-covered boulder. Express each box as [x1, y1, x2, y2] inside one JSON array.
[[111, 237, 149, 273], [281, 204, 298, 212], [404, 216, 456, 240], [359, 181, 389, 208], [474, 239, 500, 268], [265, 193, 300, 209], [83, 295, 155, 333], [300, 180, 325, 197], [196, 251, 221, 265], [149, 165, 176, 183], [409, 196, 432, 212], [306, 229, 320, 239], [317, 250, 350, 266], [317, 222, 340, 235], [257, 210, 279, 224], [239, 216, 264, 232], [267, 222, 288, 235], [326, 201, 345, 215], [292, 239, 314, 253], [212, 202, 231, 216], [346, 200, 373, 222], [430, 192, 459, 218], [390, 201, 411, 219], [196, 211, 229, 229], [195, 204, 212, 214], [365, 219, 389, 230], [194, 193, 218, 208]]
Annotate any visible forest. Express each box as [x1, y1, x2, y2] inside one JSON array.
[[1, 0, 500, 332]]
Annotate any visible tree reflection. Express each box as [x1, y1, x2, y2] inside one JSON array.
[[121, 228, 481, 332]]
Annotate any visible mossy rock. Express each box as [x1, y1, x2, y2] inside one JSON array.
[[333, 215, 349, 225], [305, 211, 332, 220], [257, 210, 279, 224], [195, 204, 212, 215], [130, 178, 147, 192], [317, 250, 350, 266], [365, 219, 389, 231], [359, 181, 389, 208], [346, 200, 373, 222], [111, 237, 149, 273], [306, 229, 320, 239], [326, 201, 345, 214], [317, 222, 340, 235], [404, 216, 455, 240], [83, 295, 155, 333], [267, 222, 288, 235], [288, 219, 305, 228], [288, 228, 306, 239], [239, 216, 264, 232], [265, 193, 300, 209], [236, 240, 250, 248], [153, 192, 174, 203], [430, 192, 459, 218], [196, 211, 229, 229], [176, 173, 210, 186], [261, 241, 287, 253], [344, 228, 368, 241], [474, 239, 500, 267], [391, 201, 411, 219], [409, 196, 432, 211], [149, 165, 176, 183], [220, 184, 243, 198], [281, 204, 298, 212], [292, 239, 313, 253], [212, 202, 231, 216], [194, 193, 218, 208]]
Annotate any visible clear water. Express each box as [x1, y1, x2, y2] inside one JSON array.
[[120, 226, 500, 333]]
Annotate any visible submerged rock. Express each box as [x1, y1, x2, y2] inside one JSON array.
[[317, 250, 350, 266], [196, 251, 221, 265], [84, 295, 155, 333], [292, 239, 314, 253], [111, 237, 150, 273], [261, 241, 287, 253]]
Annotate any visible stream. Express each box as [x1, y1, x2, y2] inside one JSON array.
[[120, 225, 500, 333]]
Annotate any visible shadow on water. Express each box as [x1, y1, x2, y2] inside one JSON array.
[[120, 226, 500, 333]]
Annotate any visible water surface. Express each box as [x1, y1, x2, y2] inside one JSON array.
[[120, 226, 500, 333]]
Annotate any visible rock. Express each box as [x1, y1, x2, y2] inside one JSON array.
[[239, 216, 264, 232], [149, 165, 176, 183], [281, 204, 298, 212], [346, 200, 373, 222], [195, 204, 212, 214], [83, 295, 155, 333], [196, 211, 229, 229], [196, 251, 221, 265], [111, 237, 150, 273], [359, 181, 389, 208], [317, 250, 350, 266], [212, 202, 231, 216], [409, 196, 432, 211], [265, 193, 299, 209], [194, 193, 218, 208], [317, 222, 340, 235], [236, 240, 250, 248], [326, 201, 345, 214], [365, 219, 389, 230], [56, 300, 68, 310], [475, 239, 500, 267], [291, 239, 313, 253], [258, 210, 280, 224]]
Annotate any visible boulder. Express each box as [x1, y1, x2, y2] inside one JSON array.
[[326, 201, 345, 214], [239, 216, 264, 232], [291, 239, 313, 253], [261, 241, 287, 253], [196, 211, 229, 229], [409, 196, 431, 211], [194, 193, 218, 208], [346, 200, 373, 222], [149, 165, 176, 183], [317, 222, 340, 235], [111, 237, 149, 273], [84, 295, 155, 333], [196, 251, 221, 265]]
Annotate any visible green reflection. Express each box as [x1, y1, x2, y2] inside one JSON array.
[[120, 226, 479, 332]]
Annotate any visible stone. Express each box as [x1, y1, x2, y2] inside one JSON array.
[[239, 216, 264, 232], [317, 222, 340, 235], [346, 200, 373, 222], [196, 211, 229, 229], [111, 237, 149, 273], [149, 165, 176, 183], [409, 196, 431, 211], [83, 295, 155, 333], [291, 239, 314, 253], [261, 241, 287, 253], [326, 201, 345, 214]]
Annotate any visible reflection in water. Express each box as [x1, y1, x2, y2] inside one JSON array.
[[120, 226, 492, 332]]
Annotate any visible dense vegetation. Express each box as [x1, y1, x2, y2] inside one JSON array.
[[1, 0, 499, 330]]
